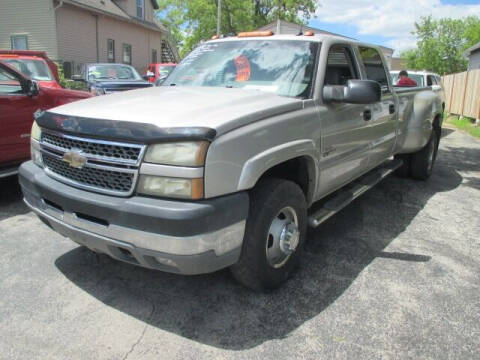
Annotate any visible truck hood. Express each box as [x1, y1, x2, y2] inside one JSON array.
[[48, 86, 303, 137]]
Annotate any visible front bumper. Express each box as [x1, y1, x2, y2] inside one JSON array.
[[19, 161, 249, 275]]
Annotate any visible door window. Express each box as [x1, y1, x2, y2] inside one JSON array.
[[0, 67, 23, 94], [325, 45, 359, 86], [358, 47, 389, 92]]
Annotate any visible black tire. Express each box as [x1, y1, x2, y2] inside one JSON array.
[[411, 129, 440, 180], [230, 178, 307, 291], [394, 153, 411, 178]]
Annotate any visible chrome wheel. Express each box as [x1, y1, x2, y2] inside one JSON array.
[[265, 206, 300, 268]]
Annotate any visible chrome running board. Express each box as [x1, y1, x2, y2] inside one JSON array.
[[308, 159, 403, 228]]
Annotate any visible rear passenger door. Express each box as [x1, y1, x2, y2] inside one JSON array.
[[317, 44, 372, 197], [357, 46, 397, 168]]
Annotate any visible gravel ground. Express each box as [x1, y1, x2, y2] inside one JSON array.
[[0, 127, 479, 360]]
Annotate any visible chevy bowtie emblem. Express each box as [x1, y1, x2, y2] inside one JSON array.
[[62, 150, 87, 169]]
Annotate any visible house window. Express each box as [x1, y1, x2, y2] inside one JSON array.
[[63, 61, 73, 79], [11, 35, 28, 50], [152, 49, 157, 63], [136, 0, 144, 19], [123, 44, 132, 65], [107, 39, 115, 63]]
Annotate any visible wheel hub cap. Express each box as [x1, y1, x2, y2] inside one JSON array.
[[266, 206, 300, 268], [279, 223, 300, 255]]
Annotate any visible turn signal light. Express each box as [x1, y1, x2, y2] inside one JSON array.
[[237, 30, 274, 38], [211, 35, 220, 40], [304, 30, 314, 36]]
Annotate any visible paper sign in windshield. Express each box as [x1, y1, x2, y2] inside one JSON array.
[[234, 55, 251, 82]]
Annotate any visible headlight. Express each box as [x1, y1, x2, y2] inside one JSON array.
[[31, 120, 41, 141], [90, 86, 106, 96], [137, 175, 203, 199], [144, 141, 209, 166], [30, 121, 43, 167]]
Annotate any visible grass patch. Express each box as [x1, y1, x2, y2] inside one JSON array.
[[446, 115, 480, 139]]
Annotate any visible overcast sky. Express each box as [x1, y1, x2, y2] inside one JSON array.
[[308, 0, 480, 55]]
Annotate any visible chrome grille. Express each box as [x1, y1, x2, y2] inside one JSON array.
[[39, 130, 145, 196], [41, 132, 142, 163], [43, 153, 134, 193]]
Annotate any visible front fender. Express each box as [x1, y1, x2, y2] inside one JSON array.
[[237, 139, 318, 191]]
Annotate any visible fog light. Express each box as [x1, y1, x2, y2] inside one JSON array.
[[154, 257, 177, 268]]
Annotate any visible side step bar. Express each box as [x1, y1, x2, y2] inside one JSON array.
[[308, 159, 403, 227]]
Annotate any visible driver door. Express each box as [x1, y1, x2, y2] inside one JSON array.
[[0, 63, 41, 165], [317, 44, 373, 198]]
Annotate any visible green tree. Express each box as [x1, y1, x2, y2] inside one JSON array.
[[464, 16, 480, 49], [401, 15, 480, 74], [155, 0, 318, 57]]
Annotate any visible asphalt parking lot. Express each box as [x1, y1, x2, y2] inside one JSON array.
[[0, 127, 479, 360]]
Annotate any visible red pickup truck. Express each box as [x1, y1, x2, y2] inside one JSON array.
[[0, 50, 61, 89], [144, 63, 176, 84], [0, 60, 91, 177]]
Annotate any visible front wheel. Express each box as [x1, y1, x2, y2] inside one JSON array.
[[411, 129, 440, 180], [230, 178, 307, 291]]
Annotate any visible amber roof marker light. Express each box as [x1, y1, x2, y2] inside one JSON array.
[[211, 35, 220, 40], [304, 30, 315, 36], [237, 30, 274, 38]]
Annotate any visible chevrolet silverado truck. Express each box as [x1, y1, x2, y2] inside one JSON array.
[[0, 60, 91, 178], [19, 33, 443, 290]]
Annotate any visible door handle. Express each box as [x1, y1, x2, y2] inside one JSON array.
[[389, 104, 395, 114], [363, 109, 372, 121]]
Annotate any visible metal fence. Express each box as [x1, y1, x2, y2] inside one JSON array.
[[442, 69, 480, 119]]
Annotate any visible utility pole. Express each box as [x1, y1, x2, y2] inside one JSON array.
[[217, 0, 221, 36]]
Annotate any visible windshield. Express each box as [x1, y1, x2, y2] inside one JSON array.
[[87, 64, 142, 81], [4, 58, 53, 81], [158, 65, 176, 78], [164, 40, 319, 98], [391, 73, 424, 87]]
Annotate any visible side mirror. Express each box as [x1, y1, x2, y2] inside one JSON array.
[[154, 75, 168, 86], [432, 84, 441, 91], [25, 79, 40, 97], [72, 74, 84, 82], [142, 74, 154, 81], [323, 79, 381, 104]]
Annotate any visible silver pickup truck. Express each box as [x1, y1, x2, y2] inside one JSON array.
[[19, 33, 443, 291]]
